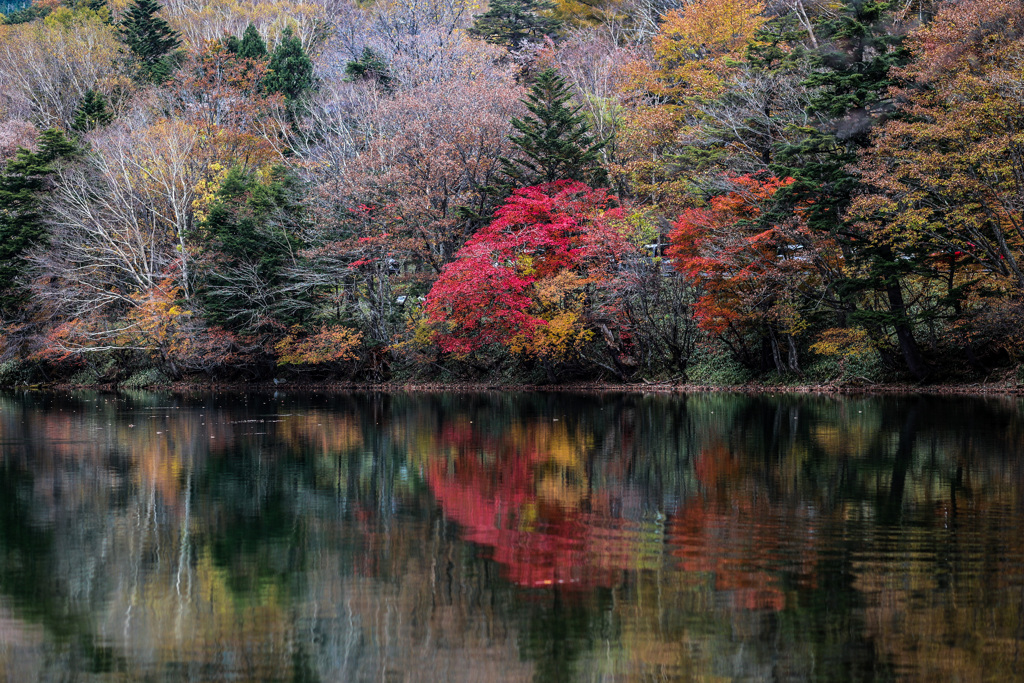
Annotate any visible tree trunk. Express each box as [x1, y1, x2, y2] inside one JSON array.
[[787, 334, 801, 374], [885, 279, 930, 381]]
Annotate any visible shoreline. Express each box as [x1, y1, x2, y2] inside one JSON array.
[[12, 378, 1023, 397]]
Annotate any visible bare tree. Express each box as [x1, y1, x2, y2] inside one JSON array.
[[0, 8, 128, 128], [34, 115, 203, 321]]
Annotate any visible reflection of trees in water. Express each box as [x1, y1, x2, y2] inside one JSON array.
[[0, 391, 1023, 680]]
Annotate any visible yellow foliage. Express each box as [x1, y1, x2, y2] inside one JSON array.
[[652, 0, 766, 100], [549, 0, 627, 27], [508, 272, 594, 361], [191, 163, 230, 224], [121, 280, 194, 360], [275, 325, 363, 365], [0, 6, 122, 126], [162, 0, 327, 53], [810, 327, 874, 359]]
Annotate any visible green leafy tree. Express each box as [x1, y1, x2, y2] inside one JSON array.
[[501, 67, 607, 188], [468, 0, 562, 51], [118, 0, 180, 84], [0, 130, 78, 317], [70, 89, 113, 132]]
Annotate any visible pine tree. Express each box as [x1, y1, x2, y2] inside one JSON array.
[[235, 24, 267, 60], [0, 130, 78, 316], [265, 27, 314, 104], [198, 166, 304, 332], [770, 0, 930, 378], [344, 47, 394, 90], [501, 68, 607, 188], [82, 0, 110, 16], [468, 0, 561, 51], [119, 0, 180, 84], [71, 89, 113, 132]]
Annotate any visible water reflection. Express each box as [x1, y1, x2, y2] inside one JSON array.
[[0, 390, 1023, 681]]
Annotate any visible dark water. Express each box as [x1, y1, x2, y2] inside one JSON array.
[[0, 390, 1022, 682]]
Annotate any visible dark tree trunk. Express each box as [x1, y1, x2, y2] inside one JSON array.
[[885, 279, 930, 381]]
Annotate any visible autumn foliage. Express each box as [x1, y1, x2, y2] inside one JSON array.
[[425, 181, 637, 364], [667, 174, 837, 370], [3, 0, 1024, 384]]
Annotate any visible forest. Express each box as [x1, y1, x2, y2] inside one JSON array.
[[0, 0, 1022, 387]]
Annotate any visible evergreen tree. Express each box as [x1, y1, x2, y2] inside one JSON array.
[[501, 68, 607, 188], [235, 24, 267, 60], [344, 47, 394, 90], [81, 0, 109, 16], [119, 0, 180, 84], [198, 166, 305, 332], [71, 89, 113, 132], [265, 27, 314, 104], [0, 130, 78, 317], [770, 0, 930, 378], [468, 0, 561, 51]]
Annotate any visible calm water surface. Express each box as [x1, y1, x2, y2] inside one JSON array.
[[0, 390, 1023, 681]]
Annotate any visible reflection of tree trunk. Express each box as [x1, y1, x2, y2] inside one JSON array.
[[880, 404, 920, 524], [175, 461, 193, 640]]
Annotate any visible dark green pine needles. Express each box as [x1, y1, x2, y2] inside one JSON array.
[[71, 89, 114, 133], [265, 27, 314, 103], [468, 0, 561, 51], [0, 130, 78, 317], [501, 68, 607, 188], [119, 0, 181, 83]]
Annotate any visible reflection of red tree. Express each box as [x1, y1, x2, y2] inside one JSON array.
[[668, 445, 819, 612], [426, 428, 819, 605], [427, 451, 622, 589]]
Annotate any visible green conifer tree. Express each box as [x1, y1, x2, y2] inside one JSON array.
[[198, 166, 305, 332], [0, 130, 78, 316], [344, 47, 394, 90], [235, 23, 267, 60], [118, 0, 180, 84], [501, 68, 607, 188], [71, 89, 114, 132], [770, 0, 930, 378], [468, 0, 561, 51], [81, 0, 109, 17], [265, 27, 314, 103]]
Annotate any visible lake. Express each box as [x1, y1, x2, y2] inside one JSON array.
[[0, 390, 1022, 681]]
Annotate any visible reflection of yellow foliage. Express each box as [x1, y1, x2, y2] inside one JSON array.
[[803, 399, 888, 466]]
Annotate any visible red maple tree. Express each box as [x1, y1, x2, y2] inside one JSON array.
[[424, 181, 638, 365]]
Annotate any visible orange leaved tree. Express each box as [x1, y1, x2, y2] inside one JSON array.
[[667, 174, 838, 373]]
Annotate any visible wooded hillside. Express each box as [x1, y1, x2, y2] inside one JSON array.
[[1, 0, 1022, 386]]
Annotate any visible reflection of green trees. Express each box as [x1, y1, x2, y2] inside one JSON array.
[[0, 462, 128, 676], [517, 588, 616, 683]]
